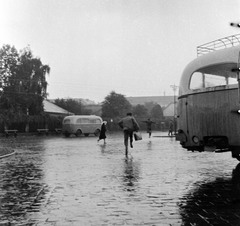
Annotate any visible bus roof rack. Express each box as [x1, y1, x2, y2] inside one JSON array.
[[197, 34, 240, 57]]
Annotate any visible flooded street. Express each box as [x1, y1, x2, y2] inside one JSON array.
[[0, 132, 240, 225]]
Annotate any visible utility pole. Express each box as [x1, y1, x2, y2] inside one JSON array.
[[170, 84, 178, 135]]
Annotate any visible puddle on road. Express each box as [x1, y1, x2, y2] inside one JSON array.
[[121, 158, 141, 191], [0, 154, 47, 224], [0, 134, 239, 225], [179, 163, 240, 225]]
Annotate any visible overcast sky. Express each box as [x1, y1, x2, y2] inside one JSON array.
[[0, 0, 239, 103]]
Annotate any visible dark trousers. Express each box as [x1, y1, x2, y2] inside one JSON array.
[[123, 129, 133, 148]]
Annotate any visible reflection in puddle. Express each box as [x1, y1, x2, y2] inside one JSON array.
[[0, 158, 46, 224], [179, 163, 240, 225], [122, 158, 140, 192], [147, 141, 152, 150], [99, 143, 107, 153]]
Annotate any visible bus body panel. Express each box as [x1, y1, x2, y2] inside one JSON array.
[[177, 44, 240, 158], [62, 115, 102, 136], [178, 88, 240, 148]]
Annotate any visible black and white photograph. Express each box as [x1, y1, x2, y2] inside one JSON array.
[[0, 0, 240, 225]]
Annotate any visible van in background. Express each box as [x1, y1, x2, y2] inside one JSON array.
[[62, 115, 102, 137]]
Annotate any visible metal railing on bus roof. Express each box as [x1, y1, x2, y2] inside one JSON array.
[[197, 34, 240, 56]]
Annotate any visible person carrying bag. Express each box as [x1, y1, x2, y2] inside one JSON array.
[[131, 118, 142, 141], [118, 112, 140, 157], [134, 131, 142, 141]]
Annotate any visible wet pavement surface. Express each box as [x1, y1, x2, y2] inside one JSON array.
[[0, 131, 240, 225]]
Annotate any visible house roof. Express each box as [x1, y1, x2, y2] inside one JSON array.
[[163, 102, 175, 117], [43, 100, 73, 115]]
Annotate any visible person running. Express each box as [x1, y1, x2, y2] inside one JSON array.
[[168, 121, 174, 136], [98, 121, 107, 143], [142, 118, 155, 138], [118, 113, 140, 157]]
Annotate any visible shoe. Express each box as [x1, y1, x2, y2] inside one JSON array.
[[130, 143, 133, 148]]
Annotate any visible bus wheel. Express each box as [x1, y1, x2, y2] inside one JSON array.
[[94, 129, 100, 136], [75, 130, 82, 137], [84, 133, 89, 137]]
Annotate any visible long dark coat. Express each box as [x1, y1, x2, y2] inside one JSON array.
[[99, 123, 107, 140]]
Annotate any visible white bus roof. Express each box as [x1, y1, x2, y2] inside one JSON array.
[[179, 45, 240, 96], [64, 115, 102, 119]]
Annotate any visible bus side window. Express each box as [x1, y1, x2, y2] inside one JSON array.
[[89, 119, 96, 123], [190, 72, 232, 90], [226, 73, 238, 85], [82, 119, 89, 123], [76, 118, 81, 124], [204, 73, 226, 88]]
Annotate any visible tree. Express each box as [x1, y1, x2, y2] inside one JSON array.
[[101, 91, 132, 118], [54, 98, 91, 115], [132, 104, 148, 118], [150, 104, 164, 119], [17, 46, 50, 115], [0, 44, 50, 122], [144, 101, 156, 115]]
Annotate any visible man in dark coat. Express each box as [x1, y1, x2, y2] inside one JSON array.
[[142, 118, 155, 138]]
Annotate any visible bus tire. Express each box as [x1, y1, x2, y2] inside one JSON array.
[[75, 129, 82, 137]]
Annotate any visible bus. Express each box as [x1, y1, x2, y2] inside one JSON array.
[[176, 34, 240, 160], [62, 115, 102, 137]]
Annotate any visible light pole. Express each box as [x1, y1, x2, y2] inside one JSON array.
[[170, 84, 178, 135]]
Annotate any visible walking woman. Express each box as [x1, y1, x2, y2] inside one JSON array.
[[98, 121, 107, 143]]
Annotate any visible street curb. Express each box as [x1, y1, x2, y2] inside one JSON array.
[[0, 150, 16, 159]]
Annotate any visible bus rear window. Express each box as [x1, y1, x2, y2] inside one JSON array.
[[63, 119, 71, 124], [190, 70, 237, 90]]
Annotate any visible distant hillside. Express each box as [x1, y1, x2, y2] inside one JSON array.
[[48, 96, 177, 117], [127, 96, 176, 107]]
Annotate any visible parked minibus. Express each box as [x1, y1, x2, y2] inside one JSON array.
[[62, 115, 102, 137], [176, 34, 240, 160]]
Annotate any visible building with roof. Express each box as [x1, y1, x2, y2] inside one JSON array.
[[43, 100, 73, 116], [127, 95, 176, 107], [126, 96, 177, 118]]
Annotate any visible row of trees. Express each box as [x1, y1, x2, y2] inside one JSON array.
[[101, 91, 163, 119], [100, 91, 165, 130], [52, 91, 164, 121], [0, 44, 167, 132], [54, 98, 91, 115], [52, 91, 166, 130]]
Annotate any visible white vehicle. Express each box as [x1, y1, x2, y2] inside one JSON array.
[[62, 115, 102, 137]]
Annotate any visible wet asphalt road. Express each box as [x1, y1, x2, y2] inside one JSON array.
[[0, 131, 240, 225]]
